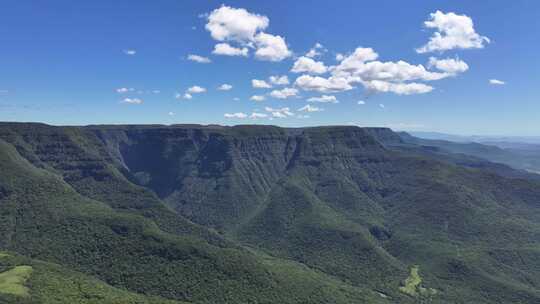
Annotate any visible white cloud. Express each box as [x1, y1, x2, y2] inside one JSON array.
[[152, 90, 161, 94], [307, 95, 338, 103], [168, 112, 175, 116], [187, 86, 206, 93], [205, 5, 290, 62], [254, 32, 291, 62], [363, 80, 433, 95], [298, 105, 323, 112], [332, 52, 449, 83], [416, 11, 490, 53], [181, 93, 193, 100], [188, 54, 212, 63], [206, 5, 269, 43], [305, 42, 325, 58], [332, 47, 379, 75], [123, 49, 136, 55], [269, 87, 298, 99], [335, 53, 345, 61], [233, 97, 240, 101], [121, 98, 143, 104], [489, 79, 505, 85], [428, 57, 469, 74], [224, 112, 248, 119], [218, 84, 233, 90], [116, 87, 134, 93], [326, 46, 450, 95], [252, 79, 272, 88], [379, 104, 385, 108], [294, 75, 353, 92], [250, 95, 266, 101], [212, 43, 249, 56], [291, 56, 328, 74], [269, 75, 289, 85], [357, 100, 366, 105], [250, 112, 268, 119], [265, 106, 294, 118]]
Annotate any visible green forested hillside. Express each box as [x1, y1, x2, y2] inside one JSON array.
[[1, 122, 540, 303]]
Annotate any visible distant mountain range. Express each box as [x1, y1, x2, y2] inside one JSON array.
[[410, 131, 540, 144], [409, 131, 540, 174], [1, 123, 540, 304]]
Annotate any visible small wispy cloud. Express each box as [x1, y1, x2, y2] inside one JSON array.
[[116, 87, 135, 93], [123, 49, 137, 56], [121, 98, 143, 104], [250, 95, 265, 101], [187, 86, 207, 93], [357, 100, 366, 105], [298, 104, 323, 112], [489, 79, 505, 85], [224, 112, 248, 119], [218, 84, 233, 91], [188, 54, 212, 63], [252, 79, 272, 89], [307, 95, 338, 103]]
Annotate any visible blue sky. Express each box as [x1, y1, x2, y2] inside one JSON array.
[[0, 0, 538, 135]]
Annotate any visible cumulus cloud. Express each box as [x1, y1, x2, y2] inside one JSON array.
[[307, 95, 338, 103], [428, 57, 469, 74], [357, 100, 366, 105], [123, 49, 136, 55], [205, 5, 291, 62], [116, 87, 134, 93], [252, 79, 272, 88], [332, 49, 448, 82], [218, 84, 233, 90], [291, 56, 328, 74], [254, 32, 291, 62], [290, 46, 449, 95], [121, 98, 143, 104], [298, 104, 323, 112], [213, 43, 249, 56], [416, 11, 490, 53], [250, 95, 266, 101], [489, 79, 505, 85], [250, 112, 268, 119], [269, 75, 289, 85], [181, 93, 193, 100], [224, 112, 248, 118], [206, 5, 268, 42], [188, 54, 212, 63], [305, 42, 325, 58], [269, 87, 298, 99], [187, 86, 206, 93], [265, 106, 294, 118], [294, 75, 353, 92], [168, 111, 175, 116], [363, 80, 433, 95]]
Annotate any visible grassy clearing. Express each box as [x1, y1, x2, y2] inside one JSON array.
[[0, 253, 10, 259], [0, 265, 33, 297], [399, 266, 437, 298]]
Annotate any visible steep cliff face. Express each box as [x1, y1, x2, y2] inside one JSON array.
[[2, 122, 540, 304]]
